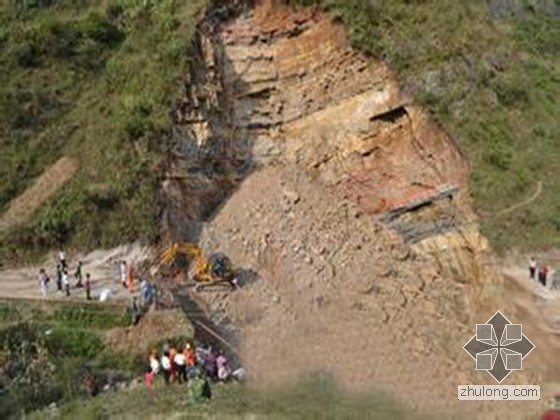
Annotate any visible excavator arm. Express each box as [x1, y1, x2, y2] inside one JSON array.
[[160, 243, 202, 265], [159, 243, 211, 282]]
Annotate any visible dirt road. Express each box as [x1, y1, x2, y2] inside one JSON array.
[[0, 243, 153, 302]]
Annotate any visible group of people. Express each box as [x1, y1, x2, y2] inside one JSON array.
[[529, 256, 557, 289], [145, 342, 237, 389], [38, 250, 92, 299], [38, 251, 147, 302]]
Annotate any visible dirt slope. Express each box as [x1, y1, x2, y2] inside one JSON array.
[[196, 164, 546, 418], [0, 156, 78, 232]]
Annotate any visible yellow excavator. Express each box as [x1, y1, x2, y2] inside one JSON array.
[[159, 243, 236, 292]]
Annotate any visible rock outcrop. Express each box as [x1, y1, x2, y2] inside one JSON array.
[[163, 0, 481, 277], [159, 1, 544, 417]]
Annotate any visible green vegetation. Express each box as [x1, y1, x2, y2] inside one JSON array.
[[0, 0, 206, 263], [289, 0, 559, 253], [0, 0, 557, 259], [36, 377, 429, 420], [0, 300, 134, 417], [52, 304, 130, 329], [0, 300, 196, 417]]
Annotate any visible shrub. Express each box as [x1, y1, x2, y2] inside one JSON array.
[[37, 190, 83, 245], [53, 305, 130, 329], [45, 327, 104, 359], [79, 12, 124, 47]]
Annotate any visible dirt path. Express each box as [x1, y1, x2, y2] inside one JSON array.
[[0, 156, 79, 232], [0, 243, 153, 302], [493, 180, 543, 216]]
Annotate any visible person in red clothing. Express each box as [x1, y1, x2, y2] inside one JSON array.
[[144, 366, 155, 388], [542, 394, 560, 420], [169, 346, 178, 383]]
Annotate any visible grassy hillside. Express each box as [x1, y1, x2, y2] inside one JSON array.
[[0, 299, 132, 417], [0, 0, 557, 261], [290, 0, 559, 253], [34, 377, 427, 420], [0, 299, 197, 417], [0, 0, 206, 263]]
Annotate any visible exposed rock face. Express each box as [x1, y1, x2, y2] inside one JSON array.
[[164, 0, 488, 283], [159, 1, 545, 416]]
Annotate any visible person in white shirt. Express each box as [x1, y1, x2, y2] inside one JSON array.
[[174, 351, 187, 383], [62, 269, 70, 296], [149, 353, 160, 375], [38, 268, 49, 297], [59, 250, 67, 269], [120, 260, 127, 288], [161, 351, 171, 385], [529, 256, 537, 280]]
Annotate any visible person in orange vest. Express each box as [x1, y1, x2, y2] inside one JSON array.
[[184, 343, 197, 377]]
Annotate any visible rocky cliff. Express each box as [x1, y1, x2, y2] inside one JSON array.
[[164, 0, 494, 286], [160, 1, 544, 416]]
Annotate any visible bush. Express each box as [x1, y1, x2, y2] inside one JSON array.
[[45, 327, 104, 359], [0, 322, 62, 416], [484, 140, 513, 170], [36, 189, 84, 245], [53, 305, 130, 329], [79, 12, 124, 47]]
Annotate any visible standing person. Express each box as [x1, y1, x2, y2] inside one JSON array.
[[140, 278, 148, 306], [74, 261, 83, 288], [204, 347, 217, 380], [62, 269, 70, 297], [149, 351, 160, 375], [120, 260, 127, 288], [59, 249, 67, 270], [83, 371, 98, 397], [38, 268, 49, 297], [169, 345, 178, 383], [56, 263, 63, 292], [529, 256, 537, 280], [144, 366, 155, 388], [127, 263, 135, 292], [216, 351, 231, 381], [85, 273, 92, 301], [184, 343, 197, 378], [161, 351, 172, 385], [542, 265, 550, 287], [541, 393, 560, 420], [130, 297, 140, 325], [552, 270, 560, 290], [174, 349, 187, 384]]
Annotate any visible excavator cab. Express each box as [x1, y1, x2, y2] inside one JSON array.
[[207, 253, 234, 280]]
